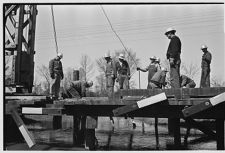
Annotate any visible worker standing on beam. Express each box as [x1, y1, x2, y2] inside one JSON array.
[[165, 27, 182, 88], [137, 56, 158, 89], [104, 53, 117, 98], [115, 53, 131, 89], [180, 75, 196, 88], [200, 45, 212, 88], [49, 53, 64, 100]]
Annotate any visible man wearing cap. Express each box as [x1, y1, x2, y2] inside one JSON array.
[[137, 56, 158, 89], [180, 74, 196, 88], [165, 27, 182, 88], [49, 53, 64, 99], [115, 53, 131, 89], [148, 67, 168, 89], [104, 53, 117, 97], [155, 57, 161, 71], [200, 45, 212, 88]]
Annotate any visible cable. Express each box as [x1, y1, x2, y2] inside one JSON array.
[[100, 5, 138, 68], [51, 5, 59, 54]]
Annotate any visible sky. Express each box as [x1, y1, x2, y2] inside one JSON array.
[[33, 3, 224, 88]]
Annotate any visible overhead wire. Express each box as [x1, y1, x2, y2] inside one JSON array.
[[51, 5, 59, 54], [99, 5, 139, 68]]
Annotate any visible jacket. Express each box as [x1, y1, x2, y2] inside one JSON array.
[[201, 51, 212, 68], [49, 58, 64, 79], [115, 60, 130, 76], [180, 75, 194, 87], [106, 60, 117, 78], [150, 70, 167, 87], [166, 35, 182, 59]]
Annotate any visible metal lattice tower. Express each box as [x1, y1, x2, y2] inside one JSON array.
[[5, 5, 38, 93]]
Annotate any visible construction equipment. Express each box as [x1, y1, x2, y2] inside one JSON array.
[[5, 5, 38, 93]]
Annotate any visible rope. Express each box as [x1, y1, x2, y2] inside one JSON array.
[[51, 5, 59, 54], [100, 5, 138, 68]]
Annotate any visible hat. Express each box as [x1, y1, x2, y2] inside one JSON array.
[[155, 57, 160, 63], [119, 53, 125, 60], [161, 67, 168, 72], [165, 27, 176, 35], [104, 53, 111, 58], [150, 56, 156, 60], [201, 45, 208, 50], [57, 53, 63, 59]]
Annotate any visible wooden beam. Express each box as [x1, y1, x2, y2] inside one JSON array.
[[22, 107, 63, 115], [10, 109, 36, 148], [182, 92, 225, 117], [113, 93, 167, 116], [216, 119, 225, 150]]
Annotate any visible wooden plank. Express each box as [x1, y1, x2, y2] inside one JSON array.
[[5, 95, 47, 100], [22, 107, 63, 115], [182, 92, 225, 117], [113, 93, 167, 116], [85, 129, 96, 150], [115, 87, 225, 98], [10, 109, 36, 148], [173, 118, 181, 148], [216, 119, 225, 150]]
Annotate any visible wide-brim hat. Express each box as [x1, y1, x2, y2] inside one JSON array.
[[104, 53, 111, 58], [119, 53, 125, 60], [201, 45, 208, 50], [150, 56, 156, 60], [165, 27, 176, 35]]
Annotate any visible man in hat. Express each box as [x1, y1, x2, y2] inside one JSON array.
[[49, 53, 64, 99], [148, 67, 168, 89], [104, 53, 117, 97], [165, 27, 182, 88], [115, 53, 131, 89], [200, 45, 212, 88], [137, 56, 158, 89], [180, 74, 196, 88], [155, 57, 161, 71], [66, 80, 93, 98]]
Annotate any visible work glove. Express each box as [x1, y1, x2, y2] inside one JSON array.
[[137, 67, 140, 71], [128, 75, 131, 80], [169, 58, 175, 66]]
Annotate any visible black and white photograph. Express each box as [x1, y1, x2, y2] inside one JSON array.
[[3, 1, 225, 151]]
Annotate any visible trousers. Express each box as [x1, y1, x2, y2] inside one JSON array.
[[200, 67, 210, 88], [170, 59, 181, 88], [117, 75, 129, 89], [50, 73, 61, 98]]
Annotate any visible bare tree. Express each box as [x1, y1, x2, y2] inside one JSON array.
[[211, 77, 225, 87], [36, 64, 51, 93], [80, 54, 94, 82]]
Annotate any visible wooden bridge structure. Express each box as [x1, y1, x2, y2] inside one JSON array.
[[4, 87, 225, 150]]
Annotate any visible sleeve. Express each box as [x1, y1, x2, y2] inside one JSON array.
[[159, 72, 166, 86], [60, 61, 64, 79], [49, 59, 54, 76], [167, 37, 181, 59], [205, 52, 212, 65]]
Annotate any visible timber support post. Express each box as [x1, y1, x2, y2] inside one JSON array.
[[216, 118, 225, 150]]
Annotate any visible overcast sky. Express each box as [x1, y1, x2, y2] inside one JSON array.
[[34, 3, 224, 88]]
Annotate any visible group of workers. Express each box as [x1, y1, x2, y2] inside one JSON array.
[[48, 27, 212, 100]]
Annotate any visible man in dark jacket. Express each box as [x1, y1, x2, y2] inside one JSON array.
[[49, 53, 64, 99], [200, 45, 212, 88], [115, 53, 130, 89], [104, 53, 117, 97], [180, 75, 196, 88], [165, 27, 182, 88], [137, 56, 158, 89]]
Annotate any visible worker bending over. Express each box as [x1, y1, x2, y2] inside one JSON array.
[[180, 75, 196, 88]]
